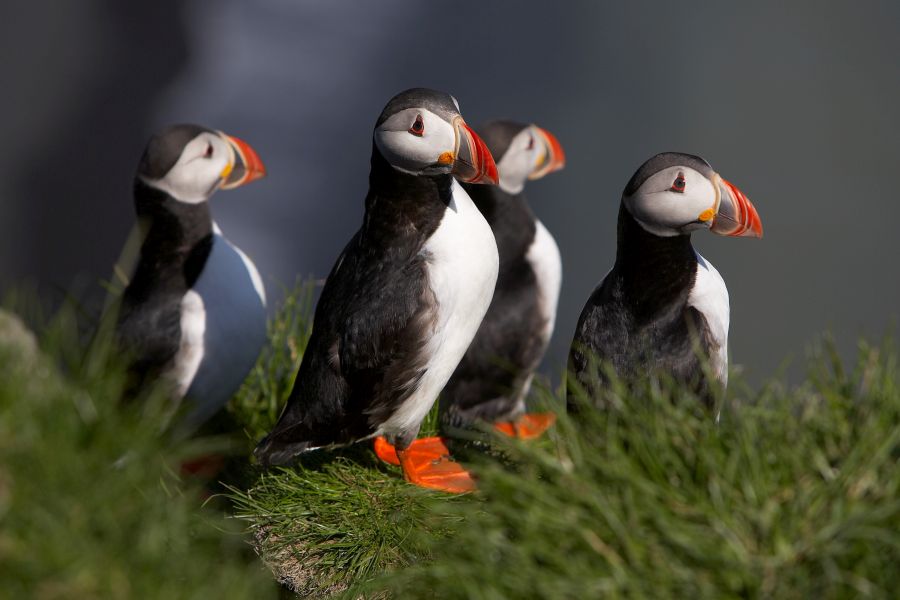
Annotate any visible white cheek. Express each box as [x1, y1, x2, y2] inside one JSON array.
[[374, 123, 455, 174], [496, 132, 533, 194], [627, 173, 717, 235], [146, 157, 227, 204]]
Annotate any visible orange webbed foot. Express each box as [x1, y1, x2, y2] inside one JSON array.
[[375, 436, 475, 492], [493, 412, 557, 440], [397, 437, 476, 493]]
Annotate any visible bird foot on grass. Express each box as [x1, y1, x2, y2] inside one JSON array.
[[373, 436, 476, 493], [493, 412, 556, 439]]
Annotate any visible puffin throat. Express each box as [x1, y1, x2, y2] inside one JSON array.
[[615, 205, 697, 320], [130, 179, 214, 290]]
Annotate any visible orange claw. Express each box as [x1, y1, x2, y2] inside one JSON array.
[[493, 412, 557, 440], [373, 436, 401, 466]]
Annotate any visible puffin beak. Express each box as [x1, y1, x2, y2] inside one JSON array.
[[710, 175, 763, 238], [528, 126, 566, 180], [448, 118, 499, 185], [219, 134, 266, 190]]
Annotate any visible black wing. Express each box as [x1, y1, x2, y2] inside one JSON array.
[[566, 273, 629, 408], [115, 290, 183, 397], [567, 272, 717, 410], [255, 232, 435, 464]]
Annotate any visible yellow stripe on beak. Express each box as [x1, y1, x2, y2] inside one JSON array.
[[220, 161, 234, 181]]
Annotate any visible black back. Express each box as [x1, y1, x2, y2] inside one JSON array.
[[116, 180, 213, 393], [568, 205, 716, 408], [254, 146, 453, 464]]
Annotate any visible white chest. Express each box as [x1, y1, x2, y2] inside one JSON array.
[[170, 289, 207, 398], [526, 219, 563, 343], [688, 252, 730, 386], [379, 180, 500, 435]]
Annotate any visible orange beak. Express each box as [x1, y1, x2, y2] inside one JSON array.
[[451, 119, 499, 185], [711, 176, 763, 238], [528, 126, 566, 180], [220, 134, 266, 190]]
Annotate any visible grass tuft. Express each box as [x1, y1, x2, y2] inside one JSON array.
[[229, 453, 456, 597], [0, 299, 277, 598], [229, 279, 317, 443], [226, 280, 456, 596]]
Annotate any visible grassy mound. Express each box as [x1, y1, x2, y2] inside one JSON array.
[[229, 282, 900, 598], [227, 283, 457, 595], [15, 280, 893, 598]]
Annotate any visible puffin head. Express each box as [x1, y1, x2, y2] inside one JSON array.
[[622, 152, 763, 238], [137, 124, 266, 204], [476, 120, 565, 194], [373, 88, 498, 185]]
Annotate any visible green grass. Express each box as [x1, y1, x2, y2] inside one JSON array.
[[377, 340, 900, 599], [5, 280, 897, 599], [226, 280, 456, 596], [229, 279, 900, 598], [228, 280, 316, 443], [0, 301, 277, 599]]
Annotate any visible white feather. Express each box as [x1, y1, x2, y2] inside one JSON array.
[[379, 180, 499, 436], [688, 252, 730, 386], [170, 290, 206, 397], [526, 219, 562, 344]]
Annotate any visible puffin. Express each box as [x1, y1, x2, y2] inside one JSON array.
[[439, 120, 565, 439], [115, 124, 268, 433], [253, 88, 499, 493], [567, 152, 762, 408]]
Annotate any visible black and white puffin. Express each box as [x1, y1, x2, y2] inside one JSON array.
[[568, 152, 762, 408], [439, 120, 565, 439], [116, 124, 268, 432], [254, 88, 499, 493]]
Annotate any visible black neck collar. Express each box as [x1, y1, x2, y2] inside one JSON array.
[[361, 145, 453, 248], [614, 205, 697, 319], [127, 179, 214, 293]]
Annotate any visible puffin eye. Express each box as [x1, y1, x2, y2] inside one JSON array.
[[526, 136, 535, 150], [203, 143, 214, 158], [408, 115, 425, 137], [671, 173, 686, 193]]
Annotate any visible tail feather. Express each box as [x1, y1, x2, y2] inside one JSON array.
[[253, 434, 313, 467]]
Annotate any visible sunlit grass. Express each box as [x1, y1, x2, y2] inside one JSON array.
[[227, 281, 900, 598], [7, 280, 895, 599], [378, 339, 900, 599]]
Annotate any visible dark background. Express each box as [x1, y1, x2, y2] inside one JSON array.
[[2, 1, 898, 384]]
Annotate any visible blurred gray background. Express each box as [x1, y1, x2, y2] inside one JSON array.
[[2, 0, 898, 384]]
